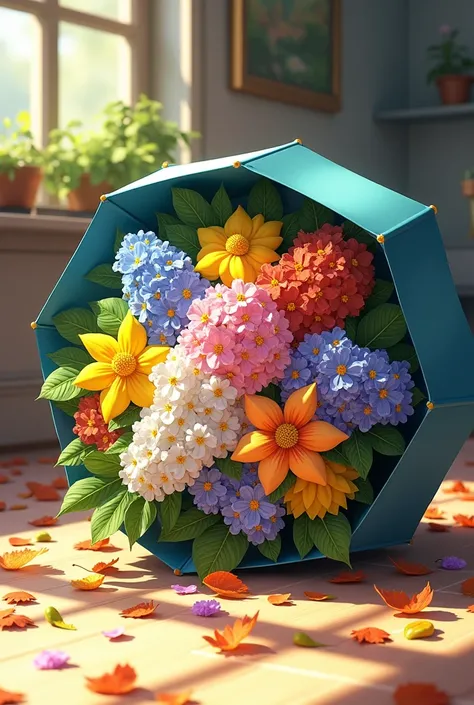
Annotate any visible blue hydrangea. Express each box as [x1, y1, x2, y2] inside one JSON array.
[[188, 467, 228, 515]]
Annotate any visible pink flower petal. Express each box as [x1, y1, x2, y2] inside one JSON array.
[[171, 584, 198, 595], [102, 626, 126, 639]]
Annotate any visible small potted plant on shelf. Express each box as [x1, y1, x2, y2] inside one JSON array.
[[43, 94, 197, 213], [0, 111, 43, 210], [461, 169, 474, 197], [427, 25, 474, 105]]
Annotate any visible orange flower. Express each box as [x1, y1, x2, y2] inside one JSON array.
[[231, 383, 348, 494]]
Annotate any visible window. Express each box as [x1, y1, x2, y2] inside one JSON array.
[[0, 0, 150, 143]]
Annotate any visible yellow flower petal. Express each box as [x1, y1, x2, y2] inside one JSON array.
[[195, 250, 228, 278], [79, 333, 118, 363], [196, 243, 225, 263], [250, 214, 265, 237], [289, 446, 327, 485], [284, 383, 317, 429], [258, 448, 290, 495], [298, 421, 348, 452], [229, 255, 257, 283], [118, 312, 147, 357], [317, 484, 332, 510], [100, 376, 130, 422], [126, 372, 154, 408], [231, 430, 278, 463], [250, 220, 283, 242], [218, 255, 233, 286], [249, 236, 283, 251], [197, 226, 226, 248], [247, 244, 280, 264], [224, 205, 253, 239], [136, 346, 170, 374], [74, 362, 115, 391], [244, 394, 283, 432]]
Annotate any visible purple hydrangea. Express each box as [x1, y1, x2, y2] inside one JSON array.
[[192, 599, 221, 617], [282, 355, 311, 391], [189, 467, 228, 514], [437, 556, 467, 570], [33, 650, 70, 670], [319, 345, 366, 392], [369, 377, 404, 417], [233, 484, 277, 530]]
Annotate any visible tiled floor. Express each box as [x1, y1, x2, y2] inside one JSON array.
[[0, 442, 474, 704]]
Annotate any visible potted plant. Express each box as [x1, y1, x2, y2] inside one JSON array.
[[462, 169, 474, 197], [427, 26, 474, 105], [43, 94, 197, 212], [0, 111, 43, 209]]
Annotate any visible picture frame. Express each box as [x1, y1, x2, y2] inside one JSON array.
[[230, 0, 341, 113]]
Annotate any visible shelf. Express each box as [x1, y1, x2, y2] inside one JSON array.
[[374, 102, 474, 123]]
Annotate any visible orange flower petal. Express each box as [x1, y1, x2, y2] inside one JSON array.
[[2, 591, 36, 605], [203, 571, 249, 598], [0, 475, 9, 484], [289, 446, 327, 485], [155, 689, 194, 705], [120, 600, 158, 618], [461, 577, 474, 596], [74, 538, 114, 551], [202, 612, 259, 652], [9, 505, 27, 511], [297, 421, 348, 452], [231, 430, 277, 463], [351, 627, 391, 644], [390, 557, 433, 576], [453, 513, 474, 527], [8, 538, 33, 547], [424, 507, 445, 520], [330, 570, 366, 583], [0, 608, 35, 631], [284, 383, 317, 428], [467, 605, 474, 613], [25, 482, 60, 501], [0, 686, 25, 703], [29, 515, 58, 527], [0, 502, 5, 512], [268, 593, 292, 605], [257, 447, 290, 495], [304, 591, 335, 601], [374, 582, 433, 614], [244, 394, 283, 432], [85, 664, 137, 695], [393, 683, 450, 705]]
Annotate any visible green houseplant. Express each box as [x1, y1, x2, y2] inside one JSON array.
[[0, 111, 43, 209], [44, 94, 197, 212], [427, 25, 474, 105]]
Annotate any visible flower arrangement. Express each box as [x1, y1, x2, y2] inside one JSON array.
[[38, 170, 427, 578]]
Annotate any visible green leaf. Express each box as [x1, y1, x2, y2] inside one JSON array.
[[211, 184, 233, 226], [363, 279, 394, 313], [157, 492, 182, 534], [158, 507, 220, 542], [247, 178, 283, 221], [340, 431, 373, 480], [343, 220, 376, 249], [258, 535, 281, 562], [298, 197, 334, 232], [54, 398, 81, 416], [53, 307, 99, 345], [108, 405, 141, 431], [124, 497, 157, 548], [267, 472, 296, 502], [106, 432, 133, 454], [257, 383, 281, 404], [38, 367, 83, 402], [156, 212, 181, 239], [58, 477, 123, 516], [93, 298, 129, 336], [321, 447, 349, 466], [192, 523, 249, 580], [411, 386, 426, 407], [113, 228, 124, 254], [48, 347, 93, 371], [353, 477, 374, 505], [91, 489, 134, 543], [83, 451, 122, 477], [166, 223, 200, 263], [356, 303, 407, 350], [85, 264, 122, 290], [344, 317, 358, 341], [171, 187, 216, 228], [366, 424, 406, 456], [280, 212, 300, 250], [293, 514, 313, 559], [214, 455, 242, 481], [309, 513, 352, 565], [56, 438, 90, 467], [386, 342, 420, 373]]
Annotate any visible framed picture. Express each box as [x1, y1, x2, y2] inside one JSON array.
[[230, 0, 341, 113]]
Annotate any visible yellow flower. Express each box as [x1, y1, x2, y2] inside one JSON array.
[[285, 461, 359, 520], [194, 205, 283, 286], [73, 312, 169, 422]]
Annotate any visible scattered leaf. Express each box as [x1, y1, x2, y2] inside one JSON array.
[[202, 570, 249, 599], [120, 600, 158, 618], [51, 476, 68, 490], [85, 664, 137, 695], [10, 469, 23, 476], [38, 456, 58, 464], [461, 494, 474, 502], [293, 631, 325, 648], [155, 689, 193, 705], [461, 577, 474, 596], [25, 482, 59, 501], [102, 627, 126, 640], [351, 627, 391, 644], [2, 591, 36, 605], [374, 582, 433, 614], [92, 558, 119, 573], [8, 538, 33, 547], [0, 475, 9, 484], [16, 492, 32, 499], [424, 507, 445, 520], [329, 570, 366, 583], [467, 605, 474, 613], [0, 608, 35, 631], [203, 611, 259, 651], [304, 591, 336, 601], [71, 574, 105, 590], [390, 557, 433, 576], [74, 538, 112, 551], [268, 593, 292, 605], [29, 515, 58, 527], [0, 686, 25, 703], [453, 514, 474, 528], [404, 620, 434, 640], [0, 548, 48, 570], [0, 502, 5, 512], [9, 505, 27, 511], [444, 481, 469, 494], [35, 531, 52, 542], [393, 682, 450, 705], [44, 605, 77, 630], [428, 522, 449, 532]]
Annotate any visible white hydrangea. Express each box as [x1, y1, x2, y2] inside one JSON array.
[[119, 345, 243, 502]]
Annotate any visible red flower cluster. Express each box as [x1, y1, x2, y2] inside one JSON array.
[[257, 224, 375, 341], [73, 394, 121, 451]]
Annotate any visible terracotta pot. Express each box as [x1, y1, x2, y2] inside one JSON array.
[[67, 174, 112, 212], [462, 179, 474, 197], [436, 75, 473, 105], [0, 166, 42, 209]]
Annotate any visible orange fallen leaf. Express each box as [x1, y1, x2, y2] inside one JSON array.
[[120, 600, 158, 618], [9, 505, 27, 511], [393, 682, 450, 705], [71, 574, 105, 590], [461, 577, 474, 596], [10, 469, 23, 477], [9, 458, 28, 467], [92, 558, 119, 573], [268, 593, 292, 605], [2, 591, 36, 605], [428, 522, 449, 532], [351, 627, 391, 644], [0, 686, 25, 704], [203, 570, 249, 598], [467, 605, 474, 613], [26, 482, 59, 501], [424, 507, 445, 520], [37, 456, 58, 465], [203, 612, 259, 652], [374, 582, 433, 614], [329, 570, 365, 583], [443, 481, 469, 494], [74, 538, 112, 551], [0, 608, 35, 631], [0, 548, 48, 571], [0, 502, 5, 512], [51, 476, 68, 490], [0, 475, 9, 484], [155, 689, 193, 705], [461, 494, 474, 501], [85, 664, 137, 695], [8, 538, 33, 547], [390, 557, 433, 576], [29, 515, 58, 527], [453, 514, 474, 528], [304, 591, 336, 601], [16, 492, 32, 500]]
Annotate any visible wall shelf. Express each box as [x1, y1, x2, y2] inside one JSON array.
[[375, 102, 474, 123]]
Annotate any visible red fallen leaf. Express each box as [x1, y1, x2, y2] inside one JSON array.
[[8, 458, 28, 467], [29, 515, 58, 527], [203, 570, 249, 598], [74, 538, 113, 551], [393, 682, 450, 705], [120, 601, 158, 618], [351, 627, 391, 644], [390, 557, 433, 576], [203, 612, 259, 651], [461, 577, 474, 596], [453, 514, 474, 528], [424, 507, 445, 520], [0, 608, 35, 631], [8, 538, 33, 547], [467, 605, 474, 613], [268, 593, 292, 605], [329, 570, 366, 583], [428, 522, 449, 532], [0, 686, 25, 703], [10, 469, 22, 477], [85, 664, 137, 695], [25, 482, 59, 501], [374, 582, 433, 614], [92, 558, 119, 573], [155, 689, 193, 705], [37, 456, 58, 465], [51, 476, 68, 490], [0, 475, 9, 484], [9, 505, 27, 511], [16, 492, 32, 499], [443, 481, 470, 494], [2, 591, 36, 605], [304, 591, 335, 601], [0, 503, 5, 512]]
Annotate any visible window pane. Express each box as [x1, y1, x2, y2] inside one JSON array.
[[59, 22, 131, 128], [59, 0, 131, 22], [0, 8, 38, 134]]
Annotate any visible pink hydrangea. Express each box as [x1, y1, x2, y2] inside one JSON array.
[[179, 279, 293, 394]]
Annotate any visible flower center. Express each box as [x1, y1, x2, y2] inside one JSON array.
[[203, 482, 212, 491], [182, 288, 192, 299], [394, 373, 400, 379], [195, 436, 205, 445], [364, 405, 372, 415], [233, 511, 240, 518], [214, 388, 223, 397], [241, 313, 250, 322], [351, 258, 359, 267], [291, 370, 299, 379], [312, 347, 319, 355], [341, 295, 349, 303], [395, 404, 402, 412], [255, 336, 264, 346], [154, 292, 161, 300], [336, 364, 347, 376], [237, 293, 246, 301], [176, 455, 186, 464], [275, 423, 299, 449], [201, 313, 209, 323], [111, 352, 137, 377], [317, 249, 325, 256], [249, 499, 260, 510], [294, 263, 303, 271], [225, 234, 249, 256], [213, 343, 224, 355], [167, 308, 176, 318], [369, 370, 377, 379], [287, 302, 296, 311], [166, 259, 173, 266], [271, 278, 279, 286], [169, 376, 178, 386], [379, 389, 389, 399]]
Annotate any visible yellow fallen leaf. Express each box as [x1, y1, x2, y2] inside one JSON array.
[[71, 574, 105, 590]]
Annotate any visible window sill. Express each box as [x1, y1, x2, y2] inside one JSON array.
[[0, 211, 90, 254]]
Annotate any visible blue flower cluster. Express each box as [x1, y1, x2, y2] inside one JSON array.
[[281, 327, 415, 434], [113, 229, 209, 345], [189, 464, 285, 546]]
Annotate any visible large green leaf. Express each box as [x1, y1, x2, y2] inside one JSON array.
[[113, 228, 125, 253], [267, 472, 296, 503], [48, 347, 93, 371], [108, 405, 141, 432], [280, 211, 300, 250], [321, 447, 349, 466], [93, 298, 129, 336], [54, 398, 81, 417], [156, 212, 181, 239], [91, 489, 134, 543], [247, 178, 283, 221], [83, 451, 122, 477], [214, 455, 242, 481], [53, 307, 99, 345], [157, 492, 182, 534], [171, 188, 216, 228], [85, 264, 122, 290], [356, 303, 407, 350], [353, 477, 374, 505], [257, 383, 281, 404], [411, 386, 426, 407], [309, 513, 351, 566], [38, 367, 83, 402], [166, 223, 200, 263], [344, 317, 358, 342], [56, 438, 91, 467], [366, 425, 406, 456], [192, 523, 249, 580], [58, 477, 123, 516], [106, 432, 133, 454], [386, 342, 419, 373], [258, 535, 281, 563], [293, 514, 313, 559], [298, 198, 334, 231], [363, 279, 394, 313], [158, 507, 220, 542], [343, 220, 376, 249], [341, 431, 373, 480], [211, 184, 233, 226], [124, 497, 157, 548]]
